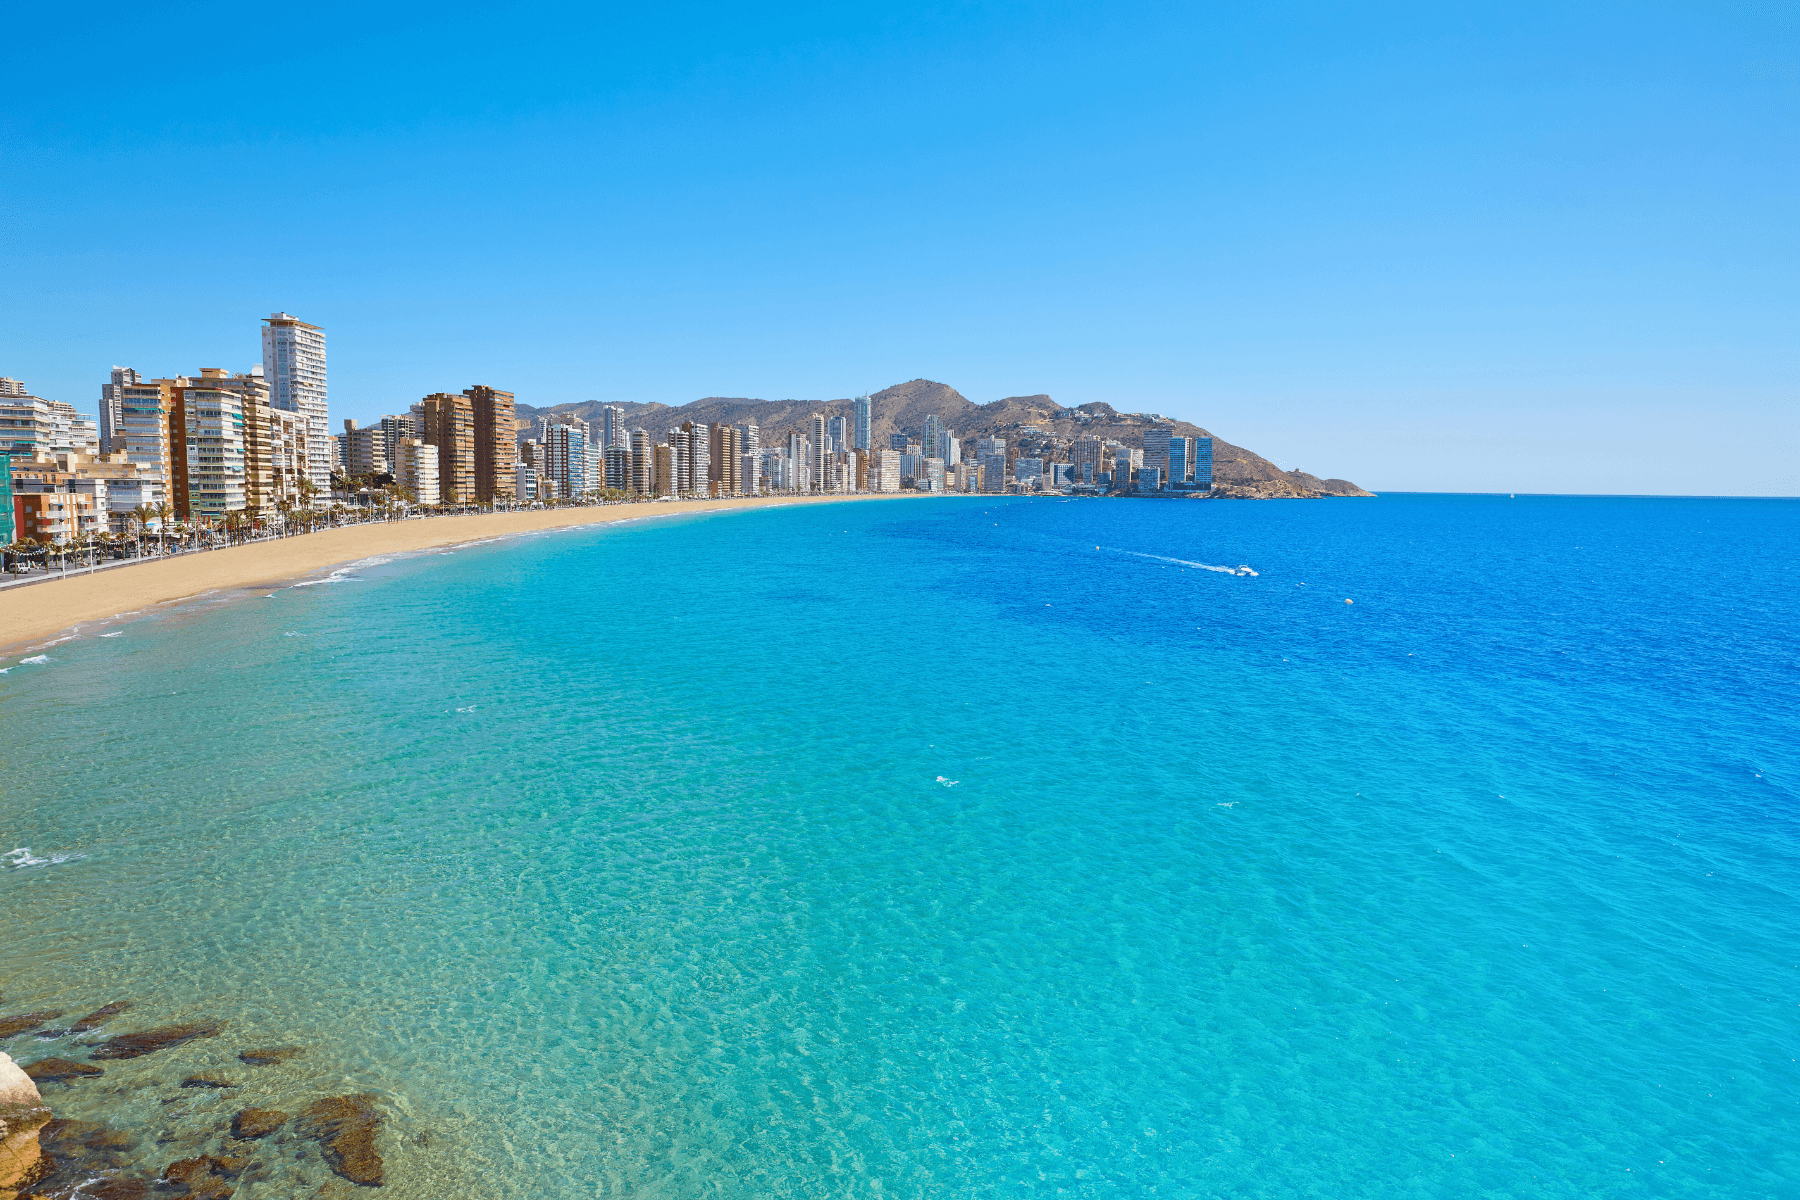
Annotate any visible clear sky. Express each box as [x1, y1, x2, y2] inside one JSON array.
[[4, 1, 1794, 494]]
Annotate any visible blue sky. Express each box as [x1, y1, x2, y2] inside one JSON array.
[[4, 0, 1794, 493]]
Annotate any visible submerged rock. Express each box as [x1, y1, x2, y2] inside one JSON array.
[[0, 1013, 63, 1040], [229, 1109, 286, 1140], [296, 1095, 383, 1187], [158, 1152, 252, 1198], [1, 1052, 52, 1198], [178, 1076, 237, 1090], [235, 1047, 301, 1067], [66, 1002, 132, 1034], [16, 1117, 140, 1199], [20, 1058, 102, 1085], [90, 1023, 223, 1061]]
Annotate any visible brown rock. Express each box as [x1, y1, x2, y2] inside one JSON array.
[[178, 1075, 237, 1089], [89, 1022, 223, 1061], [20, 1058, 102, 1084], [295, 1095, 383, 1187], [0, 1013, 63, 1040], [235, 1047, 301, 1067], [16, 1118, 138, 1199], [158, 1154, 240, 1198], [66, 1002, 132, 1034], [229, 1109, 286, 1140]]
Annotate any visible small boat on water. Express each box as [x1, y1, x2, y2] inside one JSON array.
[[1234, 565, 1258, 576]]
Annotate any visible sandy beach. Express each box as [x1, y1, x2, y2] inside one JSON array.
[[0, 493, 919, 652]]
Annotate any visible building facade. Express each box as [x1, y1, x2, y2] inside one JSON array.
[[421, 392, 476, 503], [261, 313, 330, 490], [853, 395, 871, 450], [467, 384, 517, 502]]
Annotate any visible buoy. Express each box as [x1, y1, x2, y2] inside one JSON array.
[[1345, 598, 1353, 604]]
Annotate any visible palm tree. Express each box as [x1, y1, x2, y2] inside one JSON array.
[[152, 501, 173, 555]]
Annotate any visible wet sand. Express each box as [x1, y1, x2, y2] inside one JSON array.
[[0, 493, 921, 652]]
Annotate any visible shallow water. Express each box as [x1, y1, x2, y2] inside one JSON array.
[[3, 494, 1797, 1197]]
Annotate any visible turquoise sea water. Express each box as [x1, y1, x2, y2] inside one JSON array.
[[3, 493, 1798, 1198]]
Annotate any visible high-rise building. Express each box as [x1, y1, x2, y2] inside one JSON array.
[[979, 453, 1007, 494], [922, 414, 944, 457], [873, 449, 901, 492], [630, 428, 653, 494], [975, 436, 1006, 459], [466, 385, 517, 502], [1140, 466, 1163, 491], [170, 368, 255, 519], [827, 415, 848, 454], [680, 421, 710, 494], [601, 404, 627, 448], [853, 395, 871, 450], [1072, 437, 1105, 483], [1194, 437, 1213, 489], [1167, 437, 1190, 488], [393, 437, 440, 506], [890, 432, 911, 452], [603, 445, 630, 490], [376, 414, 416, 466], [1014, 457, 1044, 487], [709, 423, 741, 494], [542, 422, 589, 497], [261, 313, 329, 490], [936, 430, 959, 466], [1141, 422, 1174, 483], [0, 382, 56, 460], [920, 457, 945, 492], [98, 368, 172, 512], [421, 392, 476, 503], [341, 419, 388, 477], [810, 415, 828, 493], [653, 442, 675, 496]]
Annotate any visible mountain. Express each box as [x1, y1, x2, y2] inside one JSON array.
[[513, 379, 1372, 497]]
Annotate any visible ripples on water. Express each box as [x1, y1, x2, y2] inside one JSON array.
[[2, 494, 1797, 1197]]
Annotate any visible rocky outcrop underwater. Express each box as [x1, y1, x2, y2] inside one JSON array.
[[1, 1001, 397, 1197]]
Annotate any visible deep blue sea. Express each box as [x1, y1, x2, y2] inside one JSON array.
[[3, 493, 1797, 1198]]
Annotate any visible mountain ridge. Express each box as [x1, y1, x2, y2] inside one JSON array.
[[513, 379, 1371, 497]]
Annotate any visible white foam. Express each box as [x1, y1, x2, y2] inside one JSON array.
[[19, 655, 49, 665], [1115, 549, 1256, 576], [288, 566, 362, 588], [5, 847, 84, 869], [935, 775, 959, 787], [101, 631, 124, 638]]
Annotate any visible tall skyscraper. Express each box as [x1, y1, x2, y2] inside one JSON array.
[[261, 313, 329, 490], [827, 415, 848, 453], [922, 414, 944, 456], [1167, 437, 1190, 487], [853, 395, 871, 450], [466, 385, 517, 502], [542, 422, 589, 497], [1141, 422, 1174, 483], [601, 405, 627, 448], [810, 415, 828, 493], [682, 421, 710, 494], [421, 392, 476, 503], [709, 423, 741, 494], [630, 428, 653, 494], [1193, 436, 1214, 489]]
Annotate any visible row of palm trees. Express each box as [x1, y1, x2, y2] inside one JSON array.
[[1, 476, 769, 578]]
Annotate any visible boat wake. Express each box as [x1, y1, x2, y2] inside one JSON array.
[[1116, 550, 1258, 576]]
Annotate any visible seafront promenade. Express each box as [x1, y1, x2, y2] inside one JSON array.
[[0, 492, 918, 652]]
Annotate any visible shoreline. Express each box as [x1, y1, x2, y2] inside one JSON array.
[[0, 493, 926, 654]]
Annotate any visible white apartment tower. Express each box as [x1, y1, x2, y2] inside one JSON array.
[[262, 312, 330, 489], [601, 404, 627, 448]]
